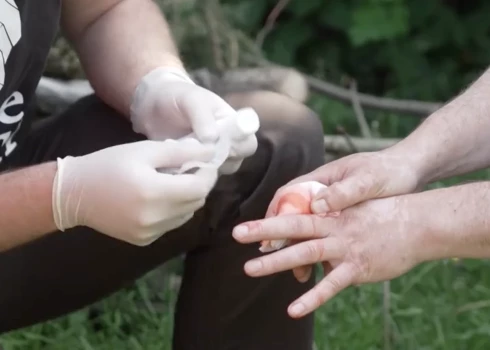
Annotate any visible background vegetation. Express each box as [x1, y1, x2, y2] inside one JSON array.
[[4, 0, 490, 348]]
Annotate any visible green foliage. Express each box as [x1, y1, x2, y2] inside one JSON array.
[[5, 1, 490, 349], [228, 0, 489, 104], [5, 258, 490, 350]]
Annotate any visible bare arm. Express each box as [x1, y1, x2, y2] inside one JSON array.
[[407, 181, 490, 262], [389, 67, 490, 185], [0, 162, 58, 251], [60, 0, 185, 117]]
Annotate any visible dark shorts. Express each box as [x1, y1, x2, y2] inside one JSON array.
[[0, 90, 325, 350]]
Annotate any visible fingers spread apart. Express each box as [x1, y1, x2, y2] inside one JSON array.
[[243, 237, 346, 277], [288, 263, 356, 318]]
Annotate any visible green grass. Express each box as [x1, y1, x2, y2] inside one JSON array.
[[4, 97, 490, 349], [4, 257, 490, 350]]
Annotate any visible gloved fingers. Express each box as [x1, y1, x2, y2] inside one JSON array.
[[167, 198, 206, 218], [138, 139, 216, 169], [228, 134, 258, 159], [293, 265, 314, 283], [156, 166, 219, 202], [132, 212, 196, 247], [218, 159, 243, 175], [158, 212, 196, 236], [216, 134, 258, 174], [215, 107, 260, 143], [182, 93, 237, 143]]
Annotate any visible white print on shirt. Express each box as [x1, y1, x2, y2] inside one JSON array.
[[0, 0, 23, 163], [0, 0, 22, 91]]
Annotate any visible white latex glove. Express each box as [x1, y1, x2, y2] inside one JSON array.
[[129, 67, 259, 174], [51, 138, 218, 246]]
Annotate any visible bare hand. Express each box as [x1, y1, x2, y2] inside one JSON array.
[[232, 196, 423, 318], [281, 150, 421, 214], [268, 150, 421, 282]]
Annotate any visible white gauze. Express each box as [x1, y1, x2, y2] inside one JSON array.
[[164, 107, 260, 175]]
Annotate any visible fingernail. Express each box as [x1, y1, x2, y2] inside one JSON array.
[[297, 272, 310, 283], [245, 260, 263, 274], [233, 225, 249, 238], [311, 199, 329, 214], [289, 302, 305, 316]]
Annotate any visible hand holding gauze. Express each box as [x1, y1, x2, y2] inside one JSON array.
[[51, 138, 219, 246]]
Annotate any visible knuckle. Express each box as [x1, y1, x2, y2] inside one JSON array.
[[289, 216, 306, 235], [289, 215, 316, 236], [356, 175, 376, 197], [312, 288, 328, 307], [355, 179, 370, 198], [133, 181, 157, 202], [325, 278, 342, 296], [247, 220, 265, 236], [133, 209, 157, 230], [349, 243, 371, 278], [302, 241, 324, 261], [326, 183, 348, 207]]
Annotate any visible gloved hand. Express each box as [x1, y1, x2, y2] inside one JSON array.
[[129, 67, 259, 174], [52, 138, 219, 246]]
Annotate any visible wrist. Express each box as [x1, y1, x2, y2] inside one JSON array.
[[395, 194, 433, 266], [401, 182, 490, 263], [379, 143, 429, 191], [129, 66, 195, 125], [141, 66, 195, 85], [52, 156, 82, 232], [397, 191, 451, 266]]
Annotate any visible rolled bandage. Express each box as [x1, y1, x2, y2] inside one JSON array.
[[259, 181, 340, 253], [165, 107, 260, 175]]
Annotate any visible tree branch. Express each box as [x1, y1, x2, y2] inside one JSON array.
[[255, 0, 291, 48], [35, 75, 401, 155], [305, 74, 442, 117], [323, 135, 400, 153], [349, 79, 371, 138]]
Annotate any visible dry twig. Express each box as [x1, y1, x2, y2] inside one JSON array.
[[349, 79, 372, 138], [255, 0, 291, 48], [335, 126, 358, 153], [201, 0, 226, 72], [306, 75, 441, 117]]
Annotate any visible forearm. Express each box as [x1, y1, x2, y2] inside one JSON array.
[[64, 0, 184, 116], [407, 181, 490, 262], [388, 67, 490, 185], [0, 162, 58, 251]]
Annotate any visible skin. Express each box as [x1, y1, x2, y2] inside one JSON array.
[[233, 181, 490, 318], [232, 66, 490, 318], [0, 0, 191, 250]]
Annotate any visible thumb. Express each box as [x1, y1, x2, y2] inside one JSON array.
[[140, 139, 217, 168], [310, 175, 377, 213], [183, 93, 237, 143]]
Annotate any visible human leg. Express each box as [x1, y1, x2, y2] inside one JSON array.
[[0, 96, 208, 332], [0, 91, 325, 350], [172, 91, 325, 350]]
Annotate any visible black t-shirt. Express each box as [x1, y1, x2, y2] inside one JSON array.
[[0, 0, 61, 166]]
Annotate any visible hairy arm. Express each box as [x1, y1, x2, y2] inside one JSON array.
[[0, 162, 58, 251], [407, 181, 490, 262], [389, 67, 490, 185], [60, 0, 184, 116]]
